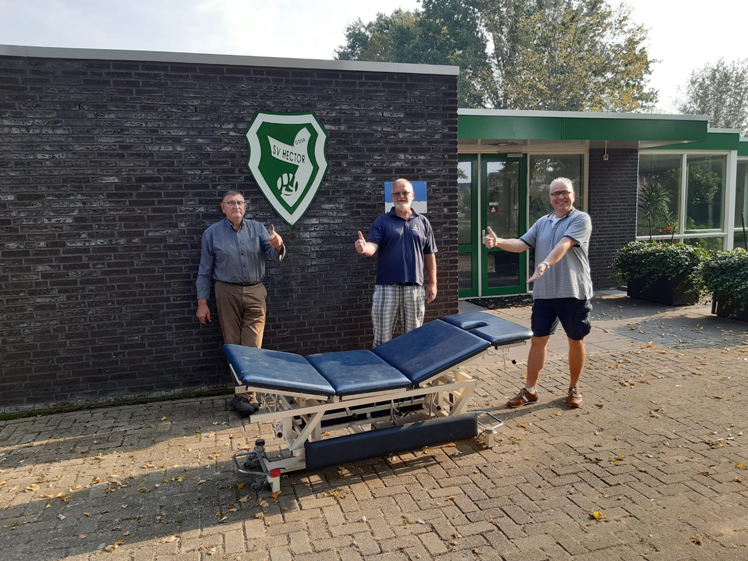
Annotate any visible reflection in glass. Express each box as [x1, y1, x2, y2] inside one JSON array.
[[458, 162, 472, 245], [459, 253, 473, 291], [637, 155, 681, 238], [686, 155, 725, 232], [736, 161, 748, 232], [529, 156, 584, 225], [683, 237, 724, 251], [486, 161, 520, 288], [734, 230, 747, 250]]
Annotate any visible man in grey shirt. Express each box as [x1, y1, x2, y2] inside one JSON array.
[[483, 177, 592, 408], [196, 190, 285, 414]]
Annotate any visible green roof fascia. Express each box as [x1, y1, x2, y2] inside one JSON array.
[[458, 111, 707, 143], [647, 130, 741, 151], [561, 117, 706, 142], [458, 114, 562, 140], [739, 139, 748, 157]]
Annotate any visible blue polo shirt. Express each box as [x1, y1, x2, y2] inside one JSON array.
[[367, 209, 437, 286]]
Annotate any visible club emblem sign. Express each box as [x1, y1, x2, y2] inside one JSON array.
[[245, 112, 329, 227]]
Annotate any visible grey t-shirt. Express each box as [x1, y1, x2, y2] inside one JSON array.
[[520, 208, 593, 300]]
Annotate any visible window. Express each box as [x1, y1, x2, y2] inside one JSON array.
[[638, 152, 730, 247], [686, 155, 726, 232], [528, 156, 584, 225], [638, 155, 680, 238], [736, 160, 748, 248]]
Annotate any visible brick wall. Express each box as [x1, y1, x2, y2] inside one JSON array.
[[587, 148, 639, 289], [0, 52, 459, 410]]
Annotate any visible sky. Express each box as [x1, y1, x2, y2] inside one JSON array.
[[0, 0, 744, 112]]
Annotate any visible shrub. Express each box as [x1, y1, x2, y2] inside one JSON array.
[[613, 241, 708, 291], [701, 248, 748, 315]]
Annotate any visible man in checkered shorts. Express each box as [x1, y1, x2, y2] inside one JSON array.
[[355, 179, 438, 347]]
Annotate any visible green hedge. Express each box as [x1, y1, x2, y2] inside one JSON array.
[[701, 248, 748, 314], [613, 241, 708, 292]]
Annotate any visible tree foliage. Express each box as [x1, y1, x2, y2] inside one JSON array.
[[334, 0, 657, 111], [677, 58, 748, 135]]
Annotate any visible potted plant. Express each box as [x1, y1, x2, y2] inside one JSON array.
[[613, 241, 707, 306], [701, 248, 748, 321]]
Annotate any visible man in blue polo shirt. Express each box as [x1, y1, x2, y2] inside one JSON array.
[[483, 177, 592, 408], [355, 179, 438, 347]]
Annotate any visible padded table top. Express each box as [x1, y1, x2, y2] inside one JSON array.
[[442, 312, 533, 346], [307, 350, 410, 396], [373, 320, 489, 384], [224, 345, 335, 397]]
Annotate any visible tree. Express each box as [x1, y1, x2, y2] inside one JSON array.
[[677, 58, 748, 135], [334, 0, 658, 111]]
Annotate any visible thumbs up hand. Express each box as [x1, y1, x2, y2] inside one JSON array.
[[483, 226, 499, 249], [355, 231, 367, 254], [267, 224, 283, 250]]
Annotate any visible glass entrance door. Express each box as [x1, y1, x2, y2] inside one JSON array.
[[458, 156, 478, 297], [481, 156, 527, 295]]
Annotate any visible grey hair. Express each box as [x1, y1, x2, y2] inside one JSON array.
[[550, 177, 574, 193], [222, 190, 244, 201]]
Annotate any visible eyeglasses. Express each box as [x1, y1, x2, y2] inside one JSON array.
[[223, 201, 247, 207], [550, 191, 571, 198], [392, 191, 413, 198]]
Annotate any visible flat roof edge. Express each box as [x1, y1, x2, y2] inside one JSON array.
[[458, 108, 710, 122], [0, 44, 460, 76]]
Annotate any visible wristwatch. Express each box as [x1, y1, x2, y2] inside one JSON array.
[[540, 261, 550, 269]]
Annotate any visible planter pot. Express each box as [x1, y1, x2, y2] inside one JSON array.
[[627, 276, 699, 306], [711, 296, 748, 322]]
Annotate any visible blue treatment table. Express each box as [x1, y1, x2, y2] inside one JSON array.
[[225, 312, 532, 491]]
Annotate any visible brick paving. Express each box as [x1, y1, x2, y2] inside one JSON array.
[[1, 294, 748, 560]]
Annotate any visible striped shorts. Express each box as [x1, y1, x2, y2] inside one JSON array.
[[371, 284, 425, 348]]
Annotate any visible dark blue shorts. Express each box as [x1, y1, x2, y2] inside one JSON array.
[[531, 298, 593, 340]]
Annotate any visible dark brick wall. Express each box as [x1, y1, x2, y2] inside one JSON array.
[[587, 148, 639, 289], [0, 53, 459, 410]]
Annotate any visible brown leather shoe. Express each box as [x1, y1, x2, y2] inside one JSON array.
[[507, 388, 539, 408], [567, 386, 583, 408]]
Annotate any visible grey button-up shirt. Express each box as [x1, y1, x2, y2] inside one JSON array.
[[196, 218, 285, 300]]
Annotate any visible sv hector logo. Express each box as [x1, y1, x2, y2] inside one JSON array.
[[245, 112, 329, 227]]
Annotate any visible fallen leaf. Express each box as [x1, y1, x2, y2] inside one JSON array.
[[161, 417, 168, 421], [142, 463, 155, 469], [236, 483, 245, 490], [162, 536, 177, 543], [57, 514, 65, 520], [270, 491, 281, 499], [78, 535, 86, 539], [591, 511, 605, 520]]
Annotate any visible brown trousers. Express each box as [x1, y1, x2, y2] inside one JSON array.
[[214, 281, 267, 348]]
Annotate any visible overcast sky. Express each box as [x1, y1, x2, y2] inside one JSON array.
[[0, 0, 744, 112]]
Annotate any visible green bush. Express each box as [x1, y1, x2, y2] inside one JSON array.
[[613, 241, 708, 291], [700, 248, 748, 314]]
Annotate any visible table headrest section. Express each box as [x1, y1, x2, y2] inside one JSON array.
[[442, 312, 533, 346], [224, 345, 335, 397], [306, 350, 411, 396], [373, 320, 489, 384]]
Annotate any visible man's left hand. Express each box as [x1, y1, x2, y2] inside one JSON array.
[[425, 283, 437, 303], [267, 224, 283, 250], [527, 262, 549, 284]]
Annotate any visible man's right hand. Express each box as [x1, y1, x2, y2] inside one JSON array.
[[196, 300, 211, 324], [483, 226, 499, 249], [355, 231, 367, 254]]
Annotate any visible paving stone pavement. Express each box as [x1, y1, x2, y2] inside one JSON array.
[[1, 292, 748, 561]]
